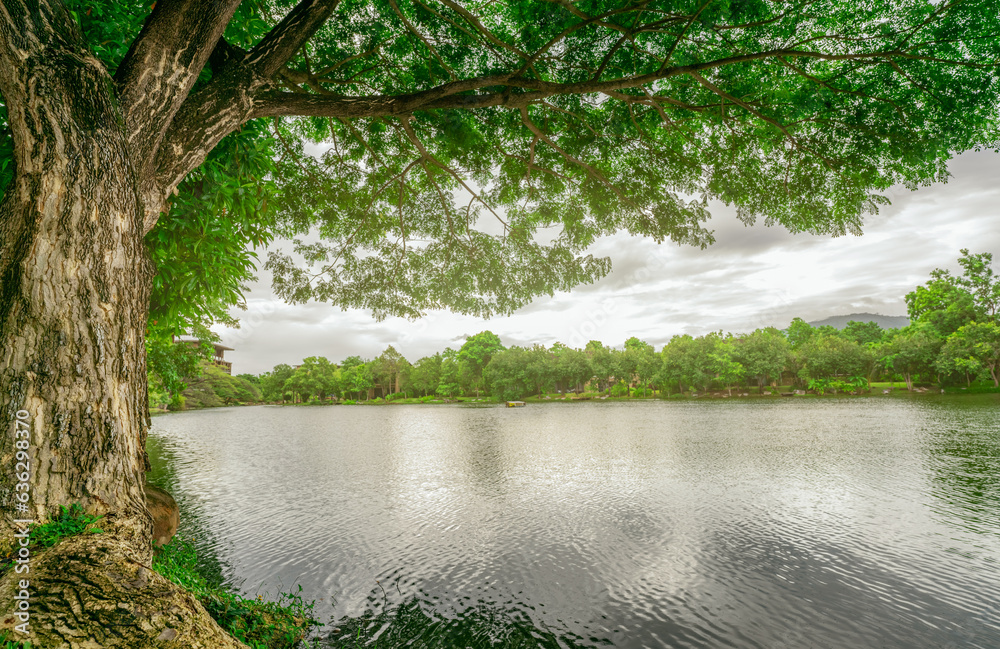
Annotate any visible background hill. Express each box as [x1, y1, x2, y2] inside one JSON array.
[[806, 313, 910, 330]]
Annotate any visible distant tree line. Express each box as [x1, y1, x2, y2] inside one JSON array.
[[152, 250, 1000, 407]]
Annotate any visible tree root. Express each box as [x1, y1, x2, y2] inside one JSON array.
[[0, 529, 247, 648]]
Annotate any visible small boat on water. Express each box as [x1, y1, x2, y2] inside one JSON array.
[[506, 401, 526, 408]]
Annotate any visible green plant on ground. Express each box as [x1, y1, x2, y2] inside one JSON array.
[[30, 504, 104, 549], [0, 630, 29, 648], [807, 378, 832, 394], [609, 383, 629, 398], [827, 376, 869, 393], [152, 538, 319, 649], [0, 504, 103, 577]]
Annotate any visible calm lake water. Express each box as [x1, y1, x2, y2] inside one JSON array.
[[147, 396, 1000, 648]]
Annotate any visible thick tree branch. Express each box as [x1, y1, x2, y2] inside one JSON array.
[[114, 0, 243, 173], [252, 85, 534, 118], [246, 0, 341, 77], [249, 46, 923, 119], [145, 68, 259, 233], [0, 0, 85, 287], [141, 0, 343, 233]]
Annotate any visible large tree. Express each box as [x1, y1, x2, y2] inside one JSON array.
[[1, 0, 999, 643]]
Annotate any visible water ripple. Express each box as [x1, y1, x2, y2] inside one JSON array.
[[147, 396, 1000, 648]]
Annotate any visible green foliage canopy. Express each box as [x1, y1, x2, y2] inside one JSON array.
[[6, 0, 994, 328]]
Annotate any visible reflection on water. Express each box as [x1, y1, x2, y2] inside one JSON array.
[[327, 594, 606, 648], [148, 396, 1000, 648]]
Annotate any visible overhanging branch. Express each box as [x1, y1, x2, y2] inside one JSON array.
[[249, 46, 922, 119], [115, 0, 243, 170], [246, 0, 342, 77]]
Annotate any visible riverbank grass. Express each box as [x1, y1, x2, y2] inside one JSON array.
[[152, 537, 320, 648], [0, 504, 104, 575], [0, 631, 27, 648]]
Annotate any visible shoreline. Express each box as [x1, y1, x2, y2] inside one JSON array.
[[152, 386, 1000, 413]]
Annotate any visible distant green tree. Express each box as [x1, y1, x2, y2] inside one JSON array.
[[842, 321, 886, 346], [906, 271, 978, 337], [612, 351, 635, 397], [340, 356, 366, 371], [409, 354, 443, 397], [371, 346, 409, 397], [954, 250, 1000, 321], [937, 333, 984, 387], [182, 364, 262, 408], [797, 333, 866, 384], [585, 341, 616, 393], [484, 347, 531, 401], [733, 328, 790, 393], [342, 362, 375, 400], [709, 338, 744, 396], [260, 364, 295, 403], [881, 324, 944, 391], [284, 356, 338, 402], [523, 345, 556, 396], [658, 335, 691, 394], [786, 318, 816, 349], [623, 338, 659, 396], [437, 349, 462, 398], [659, 333, 718, 393], [906, 250, 1000, 339], [282, 367, 311, 402], [859, 342, 887, 389], [938, 322, 1000, 387], [551, 343, 592, 393], [458, 332, 505, 397]]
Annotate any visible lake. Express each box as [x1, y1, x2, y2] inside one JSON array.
[[147, 396, 1000, 648]]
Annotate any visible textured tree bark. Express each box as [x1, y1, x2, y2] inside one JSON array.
[[0, 3, 245, 644], [0, 0, 153, 551], [0, 533, 248, 648]]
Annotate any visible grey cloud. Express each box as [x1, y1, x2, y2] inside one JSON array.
[[216, 150, 1000, 371], [513, 295, 576, 315]]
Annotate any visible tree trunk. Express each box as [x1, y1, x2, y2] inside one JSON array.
[[0, 0, 151, 552], [0, 4, 247, 645]]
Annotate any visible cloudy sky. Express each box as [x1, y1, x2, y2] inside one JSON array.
[[214, 149, 1000, 376]]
